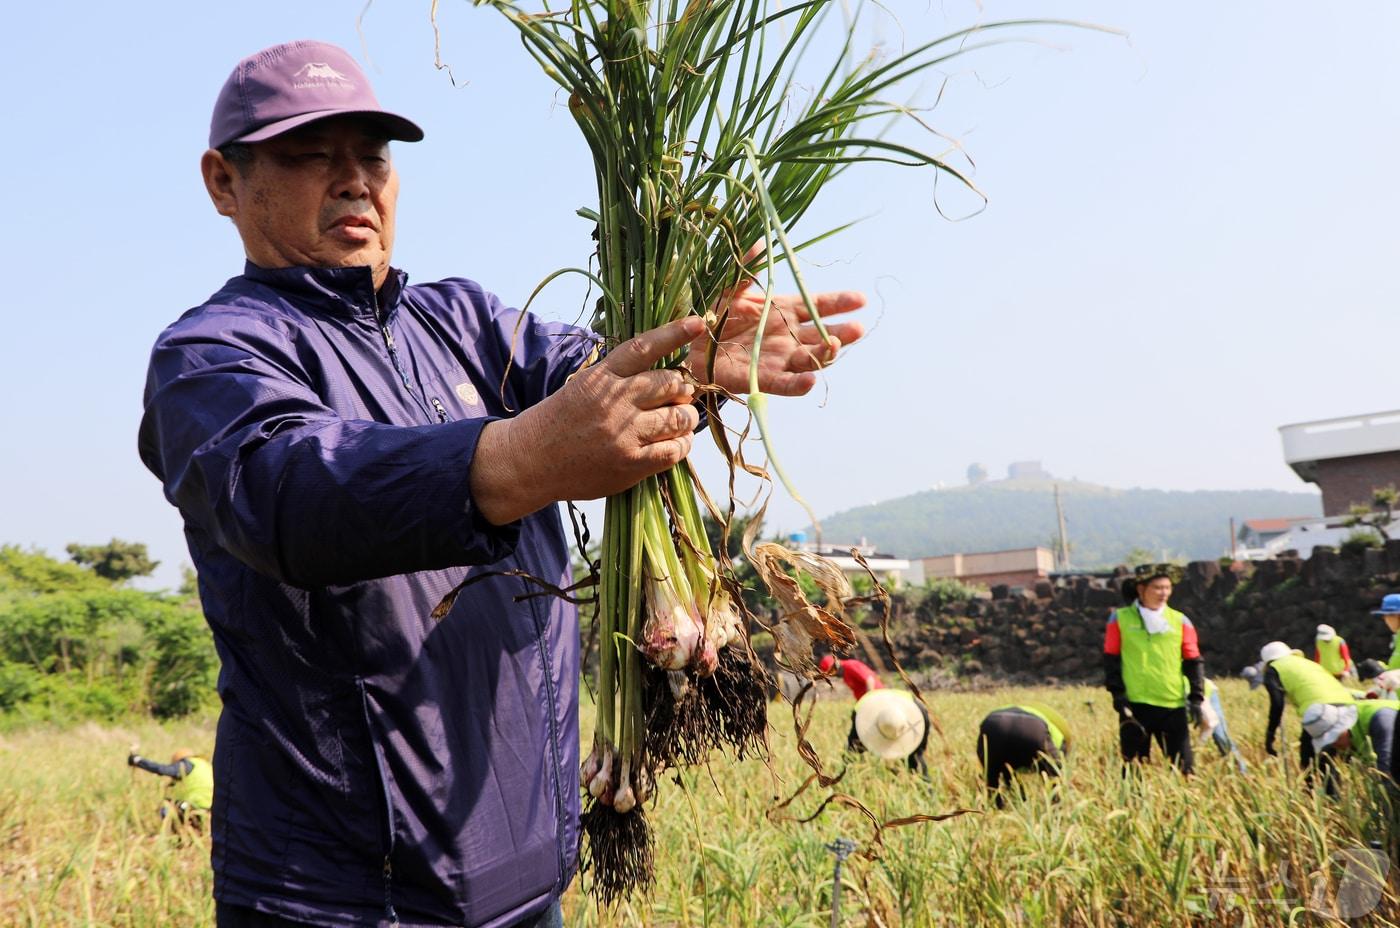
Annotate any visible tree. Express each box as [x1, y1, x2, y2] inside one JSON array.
[[0, 547, 217, 721], [65, 539, 159, 583], [701, 513, 774, 617], [1344, 485, 1398, 541], [1122, 546, 1156, 569], [177, 565, 202, 610]]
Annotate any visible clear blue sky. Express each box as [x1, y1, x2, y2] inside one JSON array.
[[3, 1, 1394, 590]]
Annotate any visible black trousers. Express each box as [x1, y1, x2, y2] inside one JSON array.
[[977, 709, 1061, 794], [1119, 702, 1194, 775]]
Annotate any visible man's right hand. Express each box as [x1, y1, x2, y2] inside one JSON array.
[[471, 317, 705, 525]]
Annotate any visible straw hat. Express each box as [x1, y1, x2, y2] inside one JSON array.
[[1316, 624, 1337, 641], [853, 690, 925, 760]]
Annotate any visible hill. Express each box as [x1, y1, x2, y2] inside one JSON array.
[[812, 478, 1321, 566]]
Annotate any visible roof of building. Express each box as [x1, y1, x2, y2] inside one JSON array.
[[1241, 517, 1310, 533], [919, 545, 1050, 560], [1280, 409, 1400, 480]]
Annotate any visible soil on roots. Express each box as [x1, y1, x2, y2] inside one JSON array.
[[579, 797, 654, 907], [642, 666, 710, 769], [642, 649, 770, 768], [697, 648, 769, 760]]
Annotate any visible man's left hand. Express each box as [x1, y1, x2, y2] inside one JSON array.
[[687, 284, 865, 396]]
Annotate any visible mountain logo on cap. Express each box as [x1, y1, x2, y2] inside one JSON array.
[[292, 62, 353, 89]]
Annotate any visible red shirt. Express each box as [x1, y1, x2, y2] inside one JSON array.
[[839, 659, 884, 700]]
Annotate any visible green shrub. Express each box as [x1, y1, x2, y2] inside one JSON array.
[[1340, 529, 1384, 556], [0, 661, 40, 710], [918, 577, 983, 612], [146, 608, 218, 719], [0, 548, 218, 725]]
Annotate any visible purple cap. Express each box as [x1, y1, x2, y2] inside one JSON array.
[[209, 40, 423, 150]]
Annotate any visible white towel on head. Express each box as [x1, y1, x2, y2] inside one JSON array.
[[1138, 604, 1170, 635]]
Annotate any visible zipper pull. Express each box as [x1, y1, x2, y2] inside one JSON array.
[[430, 397, 449, 423], [383, 856, 399, 926], [381, 324, 397, 352]]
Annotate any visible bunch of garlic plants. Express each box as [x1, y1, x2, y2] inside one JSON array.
[[459, 0, 1067, 902]]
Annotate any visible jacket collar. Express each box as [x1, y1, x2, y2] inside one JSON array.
[[242, 261, 408, 321]]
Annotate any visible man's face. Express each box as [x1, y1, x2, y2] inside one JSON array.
[[203, 118, 399, 287], [1385, 614, 1400, 634], [1138, 577, 1172, 610]]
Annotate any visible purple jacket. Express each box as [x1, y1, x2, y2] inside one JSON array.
[[139, 263, 593, 927]]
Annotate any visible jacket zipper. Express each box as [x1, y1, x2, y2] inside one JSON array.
[[525, 595, 569, 893], [358, 678, 400, 927], [375, 309, 442, 425]]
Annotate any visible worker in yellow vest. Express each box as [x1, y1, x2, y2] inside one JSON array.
[[1332, 698, 1400, 781], [1373, 594, 1400, 670], [1259, 641, 1357, 792], [851, 689, 930, 776], [1103, 570, 1206, 774], [128, 747, 214, 827], [1313, 624, 1355, 680], [977, 703, 1072, 806]]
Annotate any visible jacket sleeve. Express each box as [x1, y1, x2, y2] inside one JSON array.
[[131, 756, 187, 779], [1181, 617, 1204, 706], [139, 313, 521, 588], [1103, 615, 1126, 707], [1264, 664, 1286, 750], [1183, 658, 1205, 708]]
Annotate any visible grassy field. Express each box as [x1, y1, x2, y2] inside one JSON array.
[[3, 682, 1398, 926]]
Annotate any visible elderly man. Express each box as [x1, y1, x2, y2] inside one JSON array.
[[1103, 569, 1206, 774], [139, 41, 865, 928]]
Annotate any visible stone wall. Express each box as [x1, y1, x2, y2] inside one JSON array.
[[879, 540, 1400, 683]]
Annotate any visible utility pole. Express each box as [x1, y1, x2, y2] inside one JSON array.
[[1054, 483, 1070, 570]]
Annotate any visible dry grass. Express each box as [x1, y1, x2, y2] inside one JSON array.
[[3, 682, 1398, 926]]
